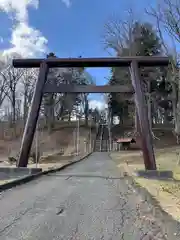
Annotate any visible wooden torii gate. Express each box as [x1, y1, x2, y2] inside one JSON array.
[[13, 56, 169, 169]]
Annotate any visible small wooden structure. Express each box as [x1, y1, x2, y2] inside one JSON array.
[[116, 138, 136, 150], [12, 56, 169, 170]]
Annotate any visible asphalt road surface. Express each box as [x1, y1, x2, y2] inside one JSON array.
[[0, 153, 180, 240]]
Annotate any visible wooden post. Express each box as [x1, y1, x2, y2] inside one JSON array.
[[17, 62, 49, 167], [130, 61, 156, 170]]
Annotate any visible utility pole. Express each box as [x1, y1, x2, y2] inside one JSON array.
[[89, 115, 92, 152], [35, 118, 39, 168], [108, 108, 112, 152], [76, 114, 80, 156], [73, 128, 76, 155]]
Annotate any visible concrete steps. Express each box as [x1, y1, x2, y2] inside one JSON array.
[[94, 125, 110, 152]]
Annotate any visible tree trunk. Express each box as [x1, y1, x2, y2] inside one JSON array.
[[68, 111, 71, 122], [23, 89, 28, 126], [174, 102, 180, 143], [147, 93, 152, 132], [12, 91, 16, 125], [171, 77, 180, 143], [59, 94, 67, 120], [172, 82, 178, 127], [147, 81, 152, 133], [47, 94, 55, 133], [152, 102, 158, 125], [84, 96, 89, 127]]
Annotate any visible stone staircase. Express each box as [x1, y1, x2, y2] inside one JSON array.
[[94, 124, 110, 152], [94, 125, 102, 152]]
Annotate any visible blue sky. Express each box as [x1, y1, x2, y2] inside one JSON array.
[[0, 0, 169, 108], [28, 0, 152, 85]]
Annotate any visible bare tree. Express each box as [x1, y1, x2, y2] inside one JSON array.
[[146, 0, 180, 141], [3, 66, 24, 126], [0, 66, 10, 107], [146, 0, 180, 44], [103, 8, 136, 55], [104, 9, 165, 139], [103, 9, 141, 133], [80, 71, 95, 126], [21, 68, 37, 124]]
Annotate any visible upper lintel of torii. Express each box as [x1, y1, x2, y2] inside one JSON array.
[[12, 56, 169, 69]]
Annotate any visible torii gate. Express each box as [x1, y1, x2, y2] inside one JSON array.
[[13, 56, 169, 170]]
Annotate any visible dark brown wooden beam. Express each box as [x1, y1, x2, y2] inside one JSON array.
[[13, 56, 169, 68], [43, 84, 134, 93], [130, 61, 156, 170], [17, 62, 49, 167]]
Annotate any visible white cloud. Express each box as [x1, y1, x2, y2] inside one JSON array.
[[4, 22, 48, 57], [0, 0, 38, 22], [61, 0, 71, 7], [0, 0, 48, 58], [89, 100, 108, 111]]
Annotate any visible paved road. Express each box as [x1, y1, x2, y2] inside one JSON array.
[[0, 153, 180, 240]]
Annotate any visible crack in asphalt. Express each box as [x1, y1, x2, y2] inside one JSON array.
[[56, 208, 64, 215], [0, 206, 33, 234]]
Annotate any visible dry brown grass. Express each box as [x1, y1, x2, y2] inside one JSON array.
[[110, 147, 180, 221], [0, 150, 92, 186], [0, 122, 93, 162], [0, 121, 94, 186]]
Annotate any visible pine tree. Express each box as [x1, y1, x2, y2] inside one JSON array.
[[108, 21, 164, 128]]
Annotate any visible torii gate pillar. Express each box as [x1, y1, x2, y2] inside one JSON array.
[[17, 62, 49, 167], [130, 61, 156, 170]]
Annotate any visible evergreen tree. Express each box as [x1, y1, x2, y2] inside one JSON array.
[[108, 21, 167, 127]]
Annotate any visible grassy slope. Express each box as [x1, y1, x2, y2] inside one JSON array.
[[110, 126, 180, 222], [0, 121, 95, 163], [111, 148, 180, 221]]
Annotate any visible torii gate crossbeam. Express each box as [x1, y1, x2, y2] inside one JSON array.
[[13, 56, 169, 170]]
